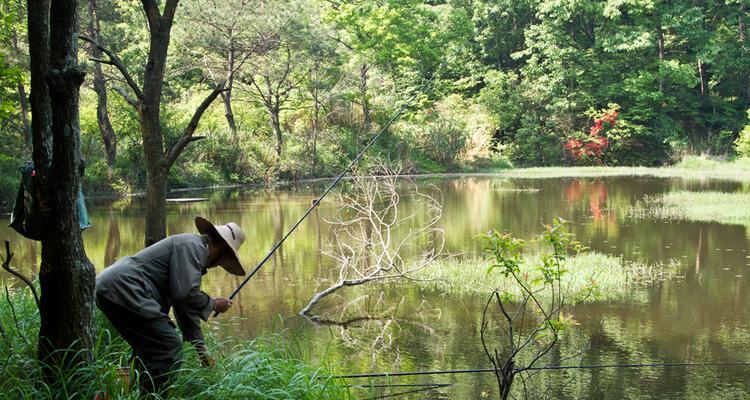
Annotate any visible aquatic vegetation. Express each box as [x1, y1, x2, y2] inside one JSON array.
[[0, 288, 349, 400], [414, 252, 679, 302], [629, 191, 750, 225], [460, 156, 750, 182]]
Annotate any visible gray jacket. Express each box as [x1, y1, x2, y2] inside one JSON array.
[[96, 233, 215, 342]]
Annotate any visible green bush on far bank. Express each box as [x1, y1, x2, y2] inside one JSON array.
[[0, 288, 350, 400], [415, 252, 680, 302]]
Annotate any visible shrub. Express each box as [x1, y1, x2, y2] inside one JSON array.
[[734, 111, 750, 157]]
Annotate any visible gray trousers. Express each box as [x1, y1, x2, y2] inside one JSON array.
[[96, 295, 183, 394]]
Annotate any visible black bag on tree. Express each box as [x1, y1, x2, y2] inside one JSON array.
[[9, 161, 91, 240]]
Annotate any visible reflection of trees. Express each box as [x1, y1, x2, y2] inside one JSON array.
[[103, 220, 121, 267]]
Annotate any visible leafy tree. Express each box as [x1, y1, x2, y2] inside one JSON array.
[[81, 0, 225, 245]]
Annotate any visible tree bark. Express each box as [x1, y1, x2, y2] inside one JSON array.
[[139, 1, 174, 245], [28, 0, 97, 367], [144, 166, 168, 246], [311, 84, 319, 177], [86, 0, 117, 168], [17, 81, 30, 148], [270, 104, 282, 158], [223, 43, 238, 138], [11, 1, 30, 148], [741, 3, 748, 105], [358, 63, 370, 152], [656, 20, 665, 92], [697, 58, 708, 97]]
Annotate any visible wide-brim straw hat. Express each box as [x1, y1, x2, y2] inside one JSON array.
[[194, 217, 246, 276]]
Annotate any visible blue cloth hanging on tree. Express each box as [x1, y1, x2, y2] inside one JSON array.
[[9, 161, 91, 240]]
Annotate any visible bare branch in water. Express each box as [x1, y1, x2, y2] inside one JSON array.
[[1, 240, 39, 307], [300, 164, 444, 317]]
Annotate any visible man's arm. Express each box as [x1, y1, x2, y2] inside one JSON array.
[[173, 303, 215, 367]]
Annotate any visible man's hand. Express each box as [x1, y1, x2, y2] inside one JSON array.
[[195, 343, 216, 368], [213, 297, 232, 314]]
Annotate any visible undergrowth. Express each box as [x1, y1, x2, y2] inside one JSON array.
[[0, 288, 350, 400]]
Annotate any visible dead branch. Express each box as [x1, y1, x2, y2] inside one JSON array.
[[300, 166, 444, 317], [1, 240, 39, 307]]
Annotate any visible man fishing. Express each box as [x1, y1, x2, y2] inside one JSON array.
[[95, 217, 246, 393]]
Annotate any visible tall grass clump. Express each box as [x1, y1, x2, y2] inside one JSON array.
[[629, 191, 750, 225], [0, 286, 349, 400], [414, 252, 679, 302]]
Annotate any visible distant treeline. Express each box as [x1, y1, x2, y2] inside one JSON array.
[[1, 0, 748, 204]]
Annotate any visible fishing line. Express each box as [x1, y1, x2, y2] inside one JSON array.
[[334, 360, 750, 379], [215, 48, 451, 314]]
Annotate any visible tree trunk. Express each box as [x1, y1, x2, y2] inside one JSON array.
[[17, 81, 30, 148], [697, 59, 708, 97], [139, 8, 172, 246], [358, 63, 370, 152], [29, 0, 97, 366], [223, 45, 238, 138], [741, 3, 748, 105], [86, 0, 117, 168], [311, 85, 319, 177], [143, 166, 168, 246], [270, 105, 282, 158], [656, 20, 665, 92], [11, 1, 30, 149]]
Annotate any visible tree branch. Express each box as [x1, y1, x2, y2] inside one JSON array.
[[1, 240, 39, 308], [165, 83, 226, 166], [110, 85, 139, 108], [78, 34, 143, 101], [141, 0, 160, 30]]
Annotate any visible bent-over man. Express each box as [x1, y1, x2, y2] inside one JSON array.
[[95, 217, 246, 393]]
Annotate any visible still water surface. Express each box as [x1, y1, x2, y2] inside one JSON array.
[[2, 175, 750, 399]]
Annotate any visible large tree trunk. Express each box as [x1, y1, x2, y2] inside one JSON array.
[[143, 166, 168, 246], [86, 0, 117, 168], [29, 0, 97, 367], [140, 6, 173, 246]]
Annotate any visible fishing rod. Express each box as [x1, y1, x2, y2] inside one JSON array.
[[334, 360, 750, 379], [214, 61, 447, 316]]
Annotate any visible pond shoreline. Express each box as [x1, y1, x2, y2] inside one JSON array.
[[83, 163, 750, 201], [4, 162, 747, 215]]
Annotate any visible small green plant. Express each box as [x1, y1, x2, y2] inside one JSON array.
[[479, 218, 593, 400], [734, 111, 750, 157]]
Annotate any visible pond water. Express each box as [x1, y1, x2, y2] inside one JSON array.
[[2, 175, 750, 399]]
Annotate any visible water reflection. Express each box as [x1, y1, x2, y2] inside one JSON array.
[[2, 176, 750, 398]]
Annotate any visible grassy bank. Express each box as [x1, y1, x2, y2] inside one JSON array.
[[629, 190, 750, 226], [415, 252, 680, 302], [0, 289, 349, 400], [459, 156, 750, 182]]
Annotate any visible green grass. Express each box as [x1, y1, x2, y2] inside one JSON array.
[[414, 252, 679, 302], [428, 155, 750, 183], [629, 190, 750, 226], [0, 288, 350, 400]]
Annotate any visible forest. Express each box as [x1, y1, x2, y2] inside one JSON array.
[[3, 1, 750, 399], [1, 0, 749, 207]]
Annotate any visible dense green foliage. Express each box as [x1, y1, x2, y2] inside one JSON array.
[[1, 0, 749, 206], [0, 288, 349, 399]]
